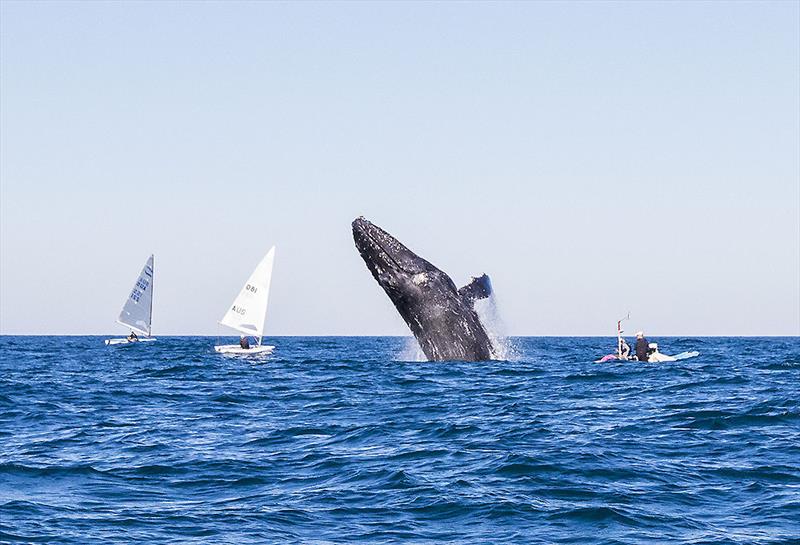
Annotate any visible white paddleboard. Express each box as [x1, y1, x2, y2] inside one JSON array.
[[646, 350, 700, 362], [214, 344, 275, 355], [671, 351, 700, 361]]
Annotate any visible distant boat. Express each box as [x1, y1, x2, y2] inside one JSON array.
[[594, 314, 699, 362], [105, 255, 156, 346], [214, 247, 276, 355]]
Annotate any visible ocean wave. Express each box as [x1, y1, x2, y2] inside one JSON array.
[[0, 336, 797, 543]]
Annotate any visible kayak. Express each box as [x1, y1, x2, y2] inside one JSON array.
[[595, 353, 620, 363], [595, 350, 699, 363]]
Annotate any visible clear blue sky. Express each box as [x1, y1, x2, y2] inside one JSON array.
[[1, 1, 798, 336]]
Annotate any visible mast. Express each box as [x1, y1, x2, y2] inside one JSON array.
[[148, 254, 154, 337], [617, 312, 630, 358]]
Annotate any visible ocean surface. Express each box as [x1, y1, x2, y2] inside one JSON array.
[[1, 336, 798, 544]]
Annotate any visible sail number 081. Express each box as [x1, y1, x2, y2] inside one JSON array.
[[231, 285, 257, 314]]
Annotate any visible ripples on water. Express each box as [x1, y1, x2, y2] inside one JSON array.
[[1, 336, 798, 543]]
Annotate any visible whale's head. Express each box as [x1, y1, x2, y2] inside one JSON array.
[[352, 217, 457, 306]]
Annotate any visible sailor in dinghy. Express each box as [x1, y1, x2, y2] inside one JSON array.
[[214, 247, 276, 355], [105, 255, 157, 346]]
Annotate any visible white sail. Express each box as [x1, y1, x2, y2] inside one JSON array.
[[117, 255, 154, 336], [219, 247, 275, 343]]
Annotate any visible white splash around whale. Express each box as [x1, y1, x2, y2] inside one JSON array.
[[397, 292, 517, 362], [475, 294, 519, 361]]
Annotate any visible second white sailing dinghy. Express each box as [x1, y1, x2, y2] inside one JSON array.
[[214, 247, 276, 355], [105, 255, 156, 346]]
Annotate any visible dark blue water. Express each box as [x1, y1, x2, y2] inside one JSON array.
[[1, 336, 798, 544]]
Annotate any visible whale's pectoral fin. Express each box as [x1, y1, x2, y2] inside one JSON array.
[[458, 274, 493, 305]]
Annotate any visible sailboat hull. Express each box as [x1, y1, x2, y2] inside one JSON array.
[[105, 338, 157, 346], [214, 344, 274, 355]]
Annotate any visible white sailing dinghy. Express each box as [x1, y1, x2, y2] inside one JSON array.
[[105, 255, 156, 346], [214, 247, 276, 355]]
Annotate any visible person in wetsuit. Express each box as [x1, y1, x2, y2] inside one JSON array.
[[128, 331, 139, 342], [619, 338, 631, 359], [634, 331, 649, 361], [239, 335, 250, 349]]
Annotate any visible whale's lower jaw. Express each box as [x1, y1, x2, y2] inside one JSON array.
[[419, 336, 493, 362], [401, 307, 494, 362]]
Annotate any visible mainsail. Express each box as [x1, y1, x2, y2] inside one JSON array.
[[117, 255, 154, 336], [219, 247, 275, 344]]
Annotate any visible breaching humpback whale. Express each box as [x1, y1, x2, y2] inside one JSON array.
[[352, 217, 495, 361]]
